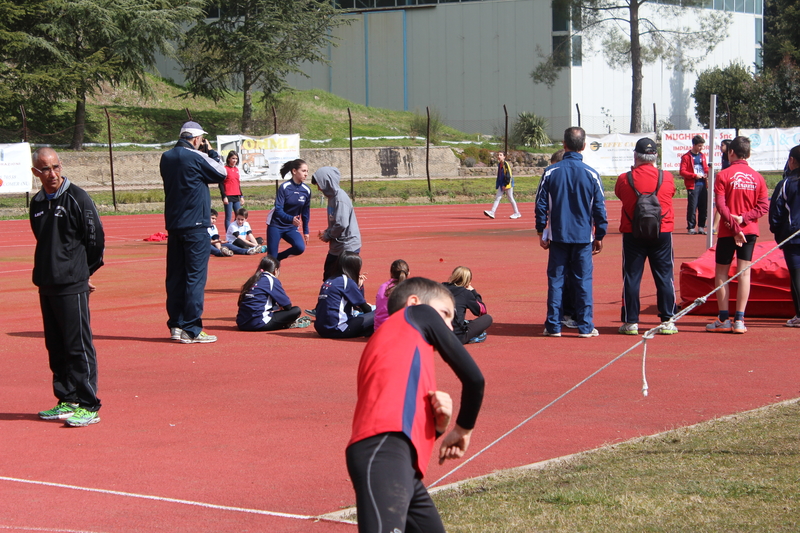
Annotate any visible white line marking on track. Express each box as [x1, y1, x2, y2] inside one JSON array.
[[0, 477, 356, 526], [0, 526, 105, 533]]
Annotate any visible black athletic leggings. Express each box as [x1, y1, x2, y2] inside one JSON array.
[[456, 314, 493, 344], [346, 432, 445, 533], [245, 307, 302, 331]]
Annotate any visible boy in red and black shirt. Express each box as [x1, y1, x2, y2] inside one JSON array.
[[707, 136, 769, 334], [346, 277, 485, 533]]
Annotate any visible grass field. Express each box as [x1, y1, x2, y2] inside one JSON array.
[[435, 400, 800, 532]]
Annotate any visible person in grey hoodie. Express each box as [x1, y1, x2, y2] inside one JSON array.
[[312, 166, 362, 280]]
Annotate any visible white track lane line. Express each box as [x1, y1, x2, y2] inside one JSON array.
[[0, 476, 356, 526]]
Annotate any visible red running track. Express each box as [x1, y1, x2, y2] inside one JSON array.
[[1, 200, 797, 532]]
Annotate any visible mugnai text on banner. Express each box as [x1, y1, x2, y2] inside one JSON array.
[[216, 134, 301, 181]]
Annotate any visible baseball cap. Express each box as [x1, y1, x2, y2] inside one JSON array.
[[634, 137, 657, 155], [180, 121, 208, 138]]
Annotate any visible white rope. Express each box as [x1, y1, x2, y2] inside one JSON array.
[[430, 227, 800, 489]]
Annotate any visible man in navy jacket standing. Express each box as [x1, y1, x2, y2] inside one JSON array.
[[535, 127, 608, 338], [160, 121, 227, 343]]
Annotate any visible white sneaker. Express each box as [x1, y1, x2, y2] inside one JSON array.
[[785, 316, 800, 328], [170, 327, 183, 341], [483, 210, 495, 219], [618, 323, 638, 335], [542, 328, 561, 337], [561, 315, 578, 329], [510, 212, 522, 219], [658, 322, 678, 335], [578, 328, 599, 338]]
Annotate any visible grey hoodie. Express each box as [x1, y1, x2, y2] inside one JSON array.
[[314, 166, 361, 255]]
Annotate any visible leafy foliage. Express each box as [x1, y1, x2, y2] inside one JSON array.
[[692, 63, 755, 129], [409, 108, 444, 144], [511, 112, 551, 148], [763, 0, 800, 69], [180, 0, 346, 133]]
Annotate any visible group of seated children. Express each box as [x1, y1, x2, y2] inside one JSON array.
[[209, 208, 267, 257], [233, 251, 494, 344]]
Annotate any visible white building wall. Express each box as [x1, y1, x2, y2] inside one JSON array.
[[571, 8, 758, 134]]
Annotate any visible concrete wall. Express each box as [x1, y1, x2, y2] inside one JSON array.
[[56, 146, 461, 191]]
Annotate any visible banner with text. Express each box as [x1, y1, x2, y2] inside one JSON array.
[[583, 133, 656, 176], [661, 129, 736, 175], [216, 134, 300, 181], [739, 128, 800, 172], [0, 143, 33, 194]]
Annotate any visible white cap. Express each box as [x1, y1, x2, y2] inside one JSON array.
[[179, 121, 208, 138]]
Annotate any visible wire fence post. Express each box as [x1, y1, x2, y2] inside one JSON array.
[[426, 107, 431, 197], [503, 105, 508, 154], [348, 107, 354, 199], [184, 108, 192, 121], [103, 108, 117, 211], [20, 105, 29, 208], [653, 103, 657, 135], [707, 94, 717, 249], [576, 103, 581, 127], [272, 105, 278, 135]]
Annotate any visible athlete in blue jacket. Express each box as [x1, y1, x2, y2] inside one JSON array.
[[769, 144, 800, 327], [314, 252, 374, 339], [535, 127, 608, 337], [236, 256, 304, 331], [267, 159, 312, 261]]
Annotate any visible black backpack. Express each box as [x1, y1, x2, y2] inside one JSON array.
[[626, 170, 663, 240]]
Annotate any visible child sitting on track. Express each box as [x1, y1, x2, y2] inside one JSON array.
[[373, 259, 409, 330], [346, 277, 485, 533], [227, 208, 266, 253], [209, 209, 252, 257], [313, 251, 374, 339], [236, 256, 310, 331], [443, 266, 493, 344]]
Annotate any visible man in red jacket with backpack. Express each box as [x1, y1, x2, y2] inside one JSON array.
[[614, 137, 678, 336]]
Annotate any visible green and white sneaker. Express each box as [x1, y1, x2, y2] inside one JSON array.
[[39, 402, 78, 420], [618, 323, 638, 335], [658, 322, 679, 335], [180, 330, 217, 344], [64, 407, 100, 427]]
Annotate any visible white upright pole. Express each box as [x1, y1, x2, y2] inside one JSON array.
[[707, 94, 717, 249]]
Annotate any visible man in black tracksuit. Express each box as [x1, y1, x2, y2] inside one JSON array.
[[30, 148, 105, 427], [160, 121, 227, 343]]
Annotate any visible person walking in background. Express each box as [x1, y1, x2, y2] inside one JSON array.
[[680, 135, 709, 235], [769, 144, 800, 328], [312, 166, 362, 280], [707, 136, 769, 334], [30, 148, 105, 427], [267, 159, 311, 261], [535, 127, 608, 338], [484, 151, 521, 219], [615, 138, 679, 336], [220, 151, 243, 229], [160, 121, 227, 344]]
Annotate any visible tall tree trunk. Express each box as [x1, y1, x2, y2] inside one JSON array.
[[241, 67, 253, 133], [70, 93, 86, 150], [629, 0, 643, 133]]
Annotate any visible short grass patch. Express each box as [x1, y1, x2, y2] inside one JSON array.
[[433, 400, 800, 532]]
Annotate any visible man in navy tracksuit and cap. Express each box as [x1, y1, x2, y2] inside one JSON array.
[[535, 127, 608, 338], [160, 121, 227, 343]]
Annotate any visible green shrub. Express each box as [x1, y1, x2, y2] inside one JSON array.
[[511, 112, 551, 148], [410, 108, 443, 143]]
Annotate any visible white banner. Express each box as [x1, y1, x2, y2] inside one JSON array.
[[0, 143, 33, 194], [216, 134, 301, 181], [583, 133, 656, 176], [739, 128, 800, 172], [661, 129, 736, 174]]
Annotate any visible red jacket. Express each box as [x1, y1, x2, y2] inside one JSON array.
[[714, 159, 769, 238], [615, 165, 676, 233], [679, 150, 708, 190]]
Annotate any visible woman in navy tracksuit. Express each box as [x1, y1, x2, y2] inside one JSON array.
[[769, 144, 800, 327], [267, 159, 311, 261], [236, 256, 304, 331]]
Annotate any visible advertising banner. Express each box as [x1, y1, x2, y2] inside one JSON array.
[[583, 133, 656, 176], [660, 129, 736, 174], [739, 128, 800, 172], [216, 134, 300, 181], [0, 143, 33, 194]]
